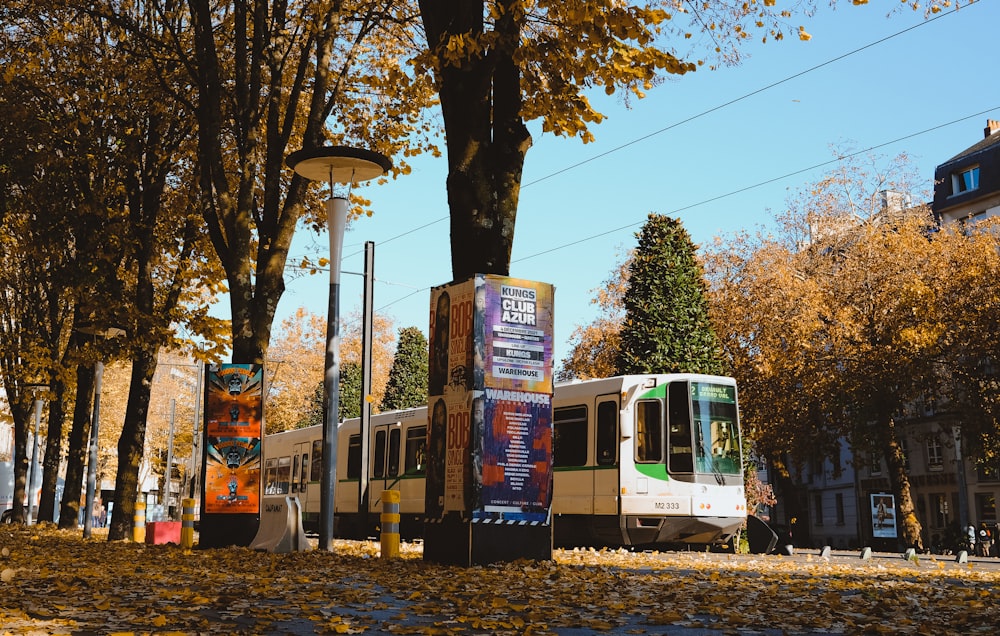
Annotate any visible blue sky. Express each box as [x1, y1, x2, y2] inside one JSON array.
[[271, 1, 999, 368]]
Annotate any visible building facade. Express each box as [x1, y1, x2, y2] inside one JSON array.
[[933, 119, 1000, 227], [765, 119, 1000, 553]]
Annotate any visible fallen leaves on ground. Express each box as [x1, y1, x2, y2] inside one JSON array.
[[1, 525, 998, 635]]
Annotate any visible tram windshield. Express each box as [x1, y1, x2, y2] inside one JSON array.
[[691, 382, 742, 476]]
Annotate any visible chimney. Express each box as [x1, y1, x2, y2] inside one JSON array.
[[986, 119, 1000, 138]]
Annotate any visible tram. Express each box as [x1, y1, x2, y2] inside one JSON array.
[[261, 374, 747, 547]]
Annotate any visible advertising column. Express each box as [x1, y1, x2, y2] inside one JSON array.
[[198, 363, 264, 548], [424, 275, 554, 566]]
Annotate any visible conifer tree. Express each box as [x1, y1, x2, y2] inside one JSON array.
[[381, 327, 429, 411], [616, 214, 726, 376], [338, 362, 363, 422]]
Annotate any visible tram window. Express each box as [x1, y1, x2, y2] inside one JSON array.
[[635, 401, 662, 463], [310, 439, 323, 482], [668, 382, 693, 472], [275, 456, 291, 494], [554, 406, 588, 467], [405, 427, 427, 474], [388, 428, 401, 477], [373, 430, 387, 479], [347, 434, 361, 479], [596, 400, 618, 466], [300, 453, 309, 490], [291, 454, 300, 492], [691, 382, 741, 475], [264, 458, 278, 494]]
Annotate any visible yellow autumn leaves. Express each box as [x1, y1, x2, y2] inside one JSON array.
[[3, 524, 1000, 634]]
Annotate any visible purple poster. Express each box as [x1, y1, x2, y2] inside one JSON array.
[[427, 275, 554, 524], [474, 388, 552, 523], [478, 277, 554, 392]]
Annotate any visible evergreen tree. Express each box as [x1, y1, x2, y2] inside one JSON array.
[[616, 214, 726, 376], [338, 362, 363, 421], [381, 327, 429, 411], [302, 361, 364, 426]]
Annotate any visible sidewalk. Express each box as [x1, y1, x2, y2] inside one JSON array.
[[2, 525, 999, 634]]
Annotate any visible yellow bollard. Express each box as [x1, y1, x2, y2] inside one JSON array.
[[133, 500, 146, 543], [181, 498, 196, 549], [380, 490, 400, 559]]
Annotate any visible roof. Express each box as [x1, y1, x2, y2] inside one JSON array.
[[941, 128, 1000, 167]]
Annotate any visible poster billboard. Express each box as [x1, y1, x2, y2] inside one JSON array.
[[480, 277, 554, 392], [425, 275, 554, 522], [203, 364, 263, 514], [475, 388, 552, 522], [871, 493, 897, 539]]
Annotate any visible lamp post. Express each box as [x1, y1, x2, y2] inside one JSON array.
[[286, 146, 391, 551], [23, 384, 48, 526], [77, 325, 126, 538]]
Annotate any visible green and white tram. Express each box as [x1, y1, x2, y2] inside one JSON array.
[[551, 374, 746, 547], [261, 373, 747, 547]]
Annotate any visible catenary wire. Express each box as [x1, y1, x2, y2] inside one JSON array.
[[288, 4, 980, 315], [341, 3, 968, 259]]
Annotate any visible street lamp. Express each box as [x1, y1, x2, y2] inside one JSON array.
[[22, 383, 48, 526], [286, 146, 391, 551], [77, 324, 126, 538]]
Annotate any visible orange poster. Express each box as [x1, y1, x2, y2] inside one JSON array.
[[203, 364, 263, 514]]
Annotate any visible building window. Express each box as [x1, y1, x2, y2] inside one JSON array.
[[926, 436, 944, 471], [952, 165, 980, 194], [932, 493, 949, 528], [813, 493, 823, 526], [976, 460, 1000, 482], [976, 493, 997, 524], [869, 451, 882, 476], [835, 493, 845, 526]]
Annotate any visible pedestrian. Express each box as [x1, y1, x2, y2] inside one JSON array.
[[967, 523, 976, 554], [978, 523, 992, 557]]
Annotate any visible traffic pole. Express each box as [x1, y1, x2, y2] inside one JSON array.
[[133, 500, 146, 543], [380, 490, 400, 559], [181, 498, 196, 549]]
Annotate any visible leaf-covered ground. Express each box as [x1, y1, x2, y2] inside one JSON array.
[[1, 525, 998, 635]]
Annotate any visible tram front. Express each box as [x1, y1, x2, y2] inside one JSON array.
[[621, 375, 748, 547]]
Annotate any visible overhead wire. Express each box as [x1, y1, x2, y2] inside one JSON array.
[[297, 3, 982, 316], [349, 3, 968, 258]]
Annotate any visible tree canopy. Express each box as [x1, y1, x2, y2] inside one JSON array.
[[381, 326, 429, 411], [266, 308, 396, 432], [417, 0, 838, 279], [703, 153, 1000, 547], [617, 214, 727, 376]]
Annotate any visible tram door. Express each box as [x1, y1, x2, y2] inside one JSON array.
[[290, 442, 310, 495], [368, 423, 402, 517], [553, 393, 619, 516], [593, 394, 620, 516]]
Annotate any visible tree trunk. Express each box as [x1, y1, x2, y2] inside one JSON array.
[[108, 349, 156, 540], [883, 417, 923, 549], [37, 377, 67, 523], [420, 0, 530, 281], [59, 363, 96, 529], [7, 396, 31, 524], [771, 454, 810, 547]]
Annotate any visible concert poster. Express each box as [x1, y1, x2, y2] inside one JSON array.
[[478, 276, 554, 392], [203, 363, 263, 514]]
